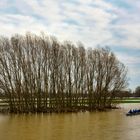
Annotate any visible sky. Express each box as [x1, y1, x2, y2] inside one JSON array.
[[0, 0, 140, 91]]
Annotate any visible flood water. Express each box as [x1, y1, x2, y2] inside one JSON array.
[[0, 104, 140, 140]]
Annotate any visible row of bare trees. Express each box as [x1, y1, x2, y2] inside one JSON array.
[[0, 33, 127, 113]]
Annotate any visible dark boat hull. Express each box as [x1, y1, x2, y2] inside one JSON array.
[[126, 112, 140, 116]]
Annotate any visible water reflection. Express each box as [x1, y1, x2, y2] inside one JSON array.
[[0, 104, 140, 140]]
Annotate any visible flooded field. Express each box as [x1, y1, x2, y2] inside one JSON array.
[[0, 104, 140, 140]]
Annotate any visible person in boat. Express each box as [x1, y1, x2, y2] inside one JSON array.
[[128, 109, 132, 114], [133, 109, 139, 113], [135, 109, 140, 113]]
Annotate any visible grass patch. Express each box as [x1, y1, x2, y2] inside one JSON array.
[[114, 98, 140, 103]]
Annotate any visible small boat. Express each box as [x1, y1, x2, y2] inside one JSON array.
[[126, 109, 140, 116]]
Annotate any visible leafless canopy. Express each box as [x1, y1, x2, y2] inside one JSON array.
[[0, 33, 128, 113]]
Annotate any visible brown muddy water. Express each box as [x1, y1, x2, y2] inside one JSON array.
[[0, 104, 140, 140]]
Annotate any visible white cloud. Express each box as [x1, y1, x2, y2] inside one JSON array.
[[0, 0, 139, 50], [0, 0, 9, 7], [0, 13, 48, 36], [117, 53, 140, 65], [0, 0, 139, 48], [0, 0, 117, 46], [116, 53, 140, 89]]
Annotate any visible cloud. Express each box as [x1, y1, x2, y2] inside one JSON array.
[[117, 54, 140, 65], [116, 52, 140, 89], [1, 0, 139, 50], [0, 0, 116, 43], [0, 13, 48, 36], [116, 24, 140, 49]]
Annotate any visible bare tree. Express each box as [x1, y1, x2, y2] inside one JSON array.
[[0, 33, 128, 113]]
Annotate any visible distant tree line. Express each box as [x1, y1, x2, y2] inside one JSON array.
[[114, 86, 140, 98], [0, 33, 128, 113], [133, 86, 140, 97]]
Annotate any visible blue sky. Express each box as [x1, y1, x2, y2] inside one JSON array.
[[0, 0, 140, 91]]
